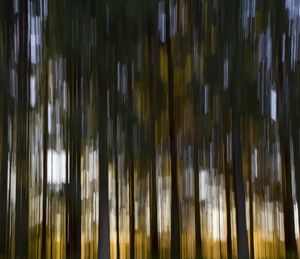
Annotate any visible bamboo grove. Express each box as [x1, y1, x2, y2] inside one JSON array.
[[1, 0, 300, 258]]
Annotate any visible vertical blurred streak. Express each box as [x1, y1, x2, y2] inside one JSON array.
[[15, 0, 29, 257], [147, 18, 159, 259], [232, 107, 249, 259], [76, 60, 82, 259], [228, 0, 249, 257], [42, 51, 48, 259], [128, 62, 135, 259], [190, 34, 203, 259], [275, 1, 298, 256], [224, 132, 232, 259], [281, 136, 297, 257], [192, 102, 202, 259], [67, 57, 81, 259], [293, 128, 300, 236], [66, 61, 70, 259], [114, 63, 120, 259], [221, 80, 233, 258], [0, 1, 10, 256], [7, 97, 14, 259], [188, 1, 202, 257], [190, 77, 202, 259], [248, 120, 254, 259], [98, 20, 110, 259], [165, 0, 180, 258]]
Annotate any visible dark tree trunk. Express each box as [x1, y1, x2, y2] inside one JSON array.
[[248, 140, 254, 259], [165, 0, 180, 258], [147, 22, 159, 259], [193, 137, 202, 259], [228, 0, 249, 255], [42, 60, 48, 259], [282, 138, 298, 258], [114, 79, 120, 259], [224, 142, 232, 259], [232, 109, 249, 259], [98, 37, 110, 259], [67, 60, 81, 259], [276, 2, 298, 253], [0, 57, 8, 258], [293, 128, 300, 235], [75, 61, 82, 259], [191, 79, 202, 259], [0, 10, 9, 256], [128, 62, 135, 259], [15, 0, 29, 257]]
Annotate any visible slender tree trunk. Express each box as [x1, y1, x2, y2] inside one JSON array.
[[276, 3, 298, 253], [15, 0, 29, 257], [229, 0, 249, 254], [281, 135, 298, 258], [165, 0, 180, 258], [98, 38, 110, 259], [0, 22, 9, 258], [224, 138, 232, 259], [114, 85, 120, 259], [293, 128, 300, 235], [248, 130, 254, 259], [193, 135, 202, 259], [66, 60, 71, 257], [1, 5, 13, 255], [42, 60, 48, 259], [67, 60, 81, 259], [232, 109, 249, 259], [191, 80, 202, 259], [7, 117, 13, 259], [128, 62, 135, 259], [147, 23, 159, 259], [67, 60, 74, 259], [75, 61, 82, 259], [0, 65, 8, 259]]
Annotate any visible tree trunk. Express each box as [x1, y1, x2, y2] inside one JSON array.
[[147, 23, 159, 259], [128, 62, 135, 259], [232, 110, 249, 259], [15, 0, 29, 257], [282, 136, 298, 257], [0, 16, 9, 257], [98, 38, 110, 259], [165, 0, 180, 258], [191, 81, 202, 259], [248, 138, 254, 259], [42, 60, 48, 259], [67, 60, 81, 259], [293, 128, 300, 236], [0, 61, 8, 258], [193, 137, 202, 259], [224, 140, 232, 259], [114, 82, 120, 259]]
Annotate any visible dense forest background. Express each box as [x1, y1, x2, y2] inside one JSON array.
[[1, 0, 300, 258]]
